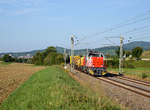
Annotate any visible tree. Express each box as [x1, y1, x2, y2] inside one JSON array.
[[115, 47, 125, 57], [3, 54, 13, 62], [56, 54, 64, 64], [32, 46, 64, 66], [125, 50, 131, 57], [32, 52, 43, 65], [42, 46, 57, 58], [44, 52, 57, 65], [132, 47, 143, 60]]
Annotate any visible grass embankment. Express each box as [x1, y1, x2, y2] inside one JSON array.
[[108, 60, 150, 81], [0, 66, 123, 110]]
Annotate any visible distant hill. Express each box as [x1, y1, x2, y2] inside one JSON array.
[[123, 41, 150, 50], [0, 50, 45, 58], [0, 41, 150, 57]]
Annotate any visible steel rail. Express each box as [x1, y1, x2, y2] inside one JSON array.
[[121, 76, 150, 86], [97, 77, 150, 98]]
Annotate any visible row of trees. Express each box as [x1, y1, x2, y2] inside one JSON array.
[[32, 46, 64, 65], [2, 54, 31, 63], [1, 47, 64, 66], [116, 47, 143, 60], [106, 47, 143, 68]]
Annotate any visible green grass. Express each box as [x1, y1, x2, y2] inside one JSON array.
[[108, 67, 150, 79], [0, 66, 123, 110], [127, 60, 150, 68], [0, 61, 12, 66], [108, 60, 150, 79]]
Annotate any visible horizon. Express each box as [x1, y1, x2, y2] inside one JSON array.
[[0, 41, 150, 53], [0, 0, 150, 53]]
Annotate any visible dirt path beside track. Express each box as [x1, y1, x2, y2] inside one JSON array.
[[0, 63, 45, 104]]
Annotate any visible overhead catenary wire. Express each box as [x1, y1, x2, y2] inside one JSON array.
[[81, 22, 150, 47], [77, 10, 150, 45], [127, 27, 150, 36], [124, 24, 150, 35]]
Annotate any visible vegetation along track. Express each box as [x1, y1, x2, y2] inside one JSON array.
[[72, 68, 150, 98]]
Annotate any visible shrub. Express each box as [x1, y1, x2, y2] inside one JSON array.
[[141, 73, 148, 79], [2, 54, 15, 62], [123, 62, 135, 68], [106, 59, 119, 68]]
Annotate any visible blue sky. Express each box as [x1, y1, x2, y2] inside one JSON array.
[[0, 0, 150, 52]]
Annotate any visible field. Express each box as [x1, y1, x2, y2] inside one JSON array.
[[108, 60, 150, 81], [0, 62, 45, 104], [142, 50, 150, 59], [0, 65, 123, 110]]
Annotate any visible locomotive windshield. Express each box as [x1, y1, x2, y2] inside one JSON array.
[[88, 53, 103, 57]]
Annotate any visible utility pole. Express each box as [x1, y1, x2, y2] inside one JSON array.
[[71, 35, 74, 72], [64, 48, 67, 70], [119, 36, 124, 75]]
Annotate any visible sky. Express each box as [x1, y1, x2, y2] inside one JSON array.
[[0, 0, 150, 52]]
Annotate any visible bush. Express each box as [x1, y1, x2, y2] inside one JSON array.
[[2, 54, 15, 62], [123, 62, 135, 68], [106, 59, 119, 68], [106, 59, 135, 69], [141, 73, 148, 79]]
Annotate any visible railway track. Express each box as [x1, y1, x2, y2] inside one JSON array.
[[107, 76, 150, 92], [98, 77, 150, 98], [71, 68, 150, 98], [118, 76, 150, 86]]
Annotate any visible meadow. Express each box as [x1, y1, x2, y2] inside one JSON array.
[[108, 60, 150, 81]]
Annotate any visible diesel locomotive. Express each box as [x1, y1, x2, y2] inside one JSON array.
[[70, 51, 107, 76]]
